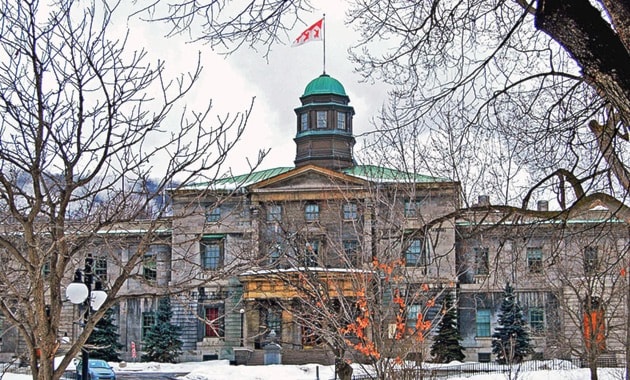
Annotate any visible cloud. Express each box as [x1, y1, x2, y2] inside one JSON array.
[[119, 1, 390, 175]]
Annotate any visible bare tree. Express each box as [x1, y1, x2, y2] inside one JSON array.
[[143, 0, 630, 375], [456, 205, 628, 380], [346, 1, 629, 216], [0, 1, 260, 379], [145, 1, 630, 246], [142, 0, 314, 58], [234, 165, 460, 379], [544, 221, 629, 380]]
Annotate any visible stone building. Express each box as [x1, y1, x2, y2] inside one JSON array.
[[0, 73, 627, 366], [165, 73, 461, 364], [456, 202, 628, 363]]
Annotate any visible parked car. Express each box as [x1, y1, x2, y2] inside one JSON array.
[[75, 359, 116, 380]]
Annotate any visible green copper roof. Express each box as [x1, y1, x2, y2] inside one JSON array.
[[303, 74, 347, 97], [342, 165, 450, 183], [181, 164, 449, 191], [182, 167, 293, 191]]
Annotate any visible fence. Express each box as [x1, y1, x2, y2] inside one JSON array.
[[343, 358, 626, 380]]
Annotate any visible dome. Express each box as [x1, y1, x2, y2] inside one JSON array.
[[302, 74, 347, 97]]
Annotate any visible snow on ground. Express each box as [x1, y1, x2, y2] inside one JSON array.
[[2, 359, 627, 380]]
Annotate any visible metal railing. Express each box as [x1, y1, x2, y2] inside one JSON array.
[[343, 358, 626, 380]]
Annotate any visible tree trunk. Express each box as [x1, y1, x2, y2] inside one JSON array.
[[589, 359, 598, 380], [626, 259, 630, 380], [535, 0, 630, 126], [336, 360, 353, 380]]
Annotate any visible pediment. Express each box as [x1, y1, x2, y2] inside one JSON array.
[[248, 164, 369, 193]]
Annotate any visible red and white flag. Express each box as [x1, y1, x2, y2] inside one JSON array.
[[292, 18, 324, 46]]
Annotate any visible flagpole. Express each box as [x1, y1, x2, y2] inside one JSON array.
[[322, 14, 326, 75]]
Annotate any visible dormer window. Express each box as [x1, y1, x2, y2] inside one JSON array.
[[316, 111, 327, 128], [301, 113, 309, 131]]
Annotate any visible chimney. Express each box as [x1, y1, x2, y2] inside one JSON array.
[[478, 195, 490, 206], [537, 200, 549, 211]]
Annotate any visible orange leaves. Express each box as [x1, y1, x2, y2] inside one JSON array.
[[414, 313, 432, 341], [392, 289, 405, 308], [395, 314, 406, 340], [342, 290, 382, 359], [371, 258, 405, 282], [353, 341, 381, 359], [357, 315, 370, 330], [341, 260, 439, 360], [356, 291, 368, 312]]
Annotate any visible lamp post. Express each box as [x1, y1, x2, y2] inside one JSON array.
[[66, 256, 107, 380], [239, 308, 245, 347]]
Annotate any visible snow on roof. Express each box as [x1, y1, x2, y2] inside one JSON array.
[[96, 228, 172, 235], [240, 267, 375, 276]]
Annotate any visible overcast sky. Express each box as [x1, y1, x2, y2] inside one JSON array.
[[123, 1, 390, 176]]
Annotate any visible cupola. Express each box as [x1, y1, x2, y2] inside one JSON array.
[[293, 74, 356, 170]]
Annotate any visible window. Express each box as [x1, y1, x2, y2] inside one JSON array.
[[262, 307, 282, 336], [142, 245, 169, 282], [343, 240, 359, 266], [142, 312, 156, 339], [143, 252, 157, 281], [342, 202, 358, 220], [206, 206, 221, 223], [407, 304, 421, 330], [474, 247, 489, 275], [527, 247, 543, 274], [267, 204, 282, 222], [300, 113, 309, 131], [204, 307, 224, 338], [337, 111, 346, 130], [304, 240, 319, 267], [584, 246, 599, 274], [404, 198, 421, 218], [476, 309, 491, 337], [94, 257, 107, 282], [405, 238, 429, 267], [269, 244, 281, 265], [478, 353, 491, 363], [42, 259, 51, 277], [316, 111, 327, 128], [529, 307, 545, 333], [305, 203, 319, 221], [201, 238, 224, 270], [302, 325, 323, 346]]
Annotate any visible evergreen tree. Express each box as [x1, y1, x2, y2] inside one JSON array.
[[86, 308, 123, 361], [430, 293, 465, 363], [492, 283, 532, 364], [142, 297, 183, 363]]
